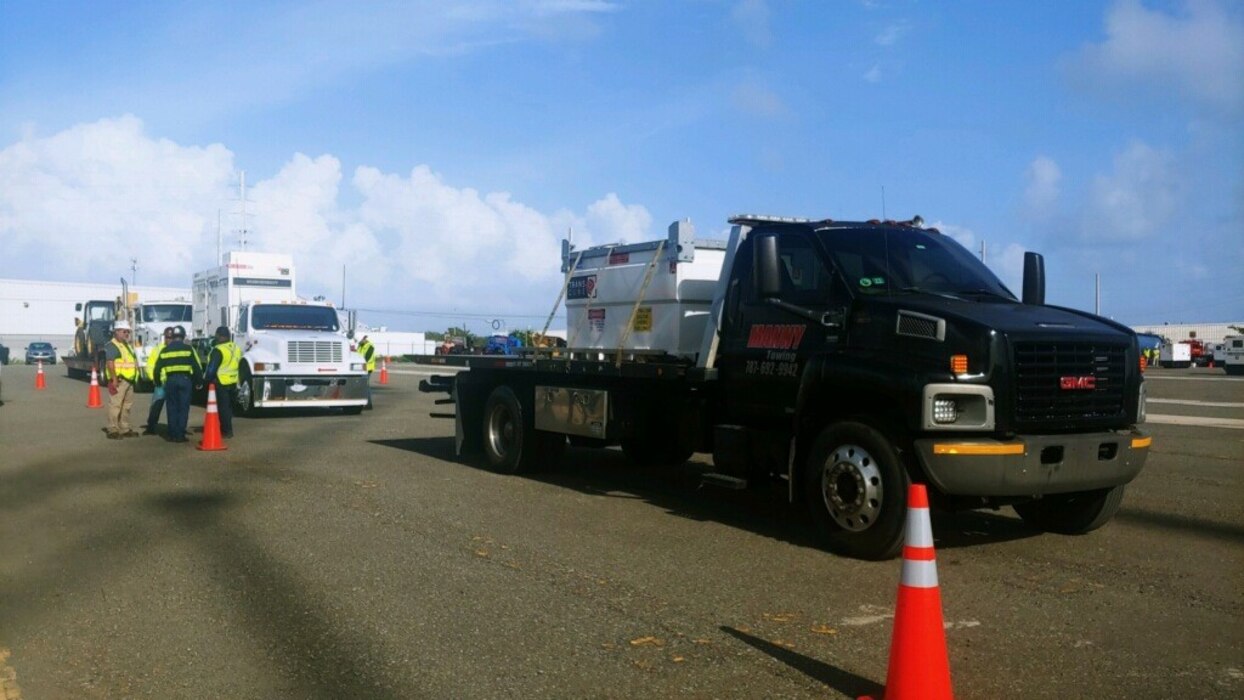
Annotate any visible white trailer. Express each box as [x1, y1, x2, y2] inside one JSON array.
[[1159, 341, 1192, 369], [192, 252, 368, 414], [1221, 335, 1244, 375]]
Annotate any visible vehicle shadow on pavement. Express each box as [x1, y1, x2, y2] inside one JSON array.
[[928, 510, 1041, 550], [720, 626, 884, 698], [147, 488, 411, 699], [370, 436, 1040, 554], [1115, 506, 1244, 546]]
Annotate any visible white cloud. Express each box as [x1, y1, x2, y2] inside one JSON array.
[[731, 0, 772, 49], [862, 64, 883, 83], [931, 221, 977, 251], [1082, 141, 1182, 241], [0, 117, 655, 319], [0, 115, 233, 279], [732, 78, 787, 118], [1070, 0, 1244, 117], [1024, 156, 1062, 213], [875, 21, 910, 47]]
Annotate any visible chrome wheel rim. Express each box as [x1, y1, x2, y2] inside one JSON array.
[[820, 443, 883, 532], [487, 403, 516, 459]]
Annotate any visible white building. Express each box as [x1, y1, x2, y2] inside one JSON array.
[[0, 278, 190, 359], [1129, 322, 1243, 346]]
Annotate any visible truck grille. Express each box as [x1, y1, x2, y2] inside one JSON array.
[[1013, 342, 1127, 426], [287, 341, 342, 364]]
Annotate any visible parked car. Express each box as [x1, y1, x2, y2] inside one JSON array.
[[25, 341, 57, 365], [0, 341, 9, 364]]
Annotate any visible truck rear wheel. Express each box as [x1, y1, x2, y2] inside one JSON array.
[[1013, 486, 1125, 534], [804, 422, 908, 560], [482, 385, 564, 474]]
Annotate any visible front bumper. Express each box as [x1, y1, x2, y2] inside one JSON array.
[[252, 374, 369, 408], [913, 429, 1150, 497]]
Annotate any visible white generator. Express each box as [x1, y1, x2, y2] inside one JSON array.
[[1159, 341, 1192, 368], [192, 251, 297, 340], [563, 220, 726, 360]]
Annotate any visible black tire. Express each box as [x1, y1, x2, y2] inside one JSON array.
[[1013, 486, 1125, 534], [482, 385, 564, 474], [235, 370, 259, 417], [804, 422, 909, 560]]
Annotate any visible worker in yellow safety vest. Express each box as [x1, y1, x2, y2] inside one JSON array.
[[357, 334, 376, 409], [205, 325, 242, 438], [104, 320, 140, 439]]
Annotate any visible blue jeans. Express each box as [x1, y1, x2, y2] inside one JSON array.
[[164, 375, 193, 439], [146, 394, 165, 432]]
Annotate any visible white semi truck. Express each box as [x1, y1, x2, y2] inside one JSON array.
[[192, 252, 369, 414], [132, 298, 193, 390]]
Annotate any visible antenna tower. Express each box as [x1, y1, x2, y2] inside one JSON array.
[[233, 170, 255, 250]]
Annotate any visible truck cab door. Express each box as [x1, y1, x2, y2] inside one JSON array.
[[718, 230, 847, 425]]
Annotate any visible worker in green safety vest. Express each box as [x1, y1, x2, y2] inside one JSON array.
[[357, 334, 376, 410]]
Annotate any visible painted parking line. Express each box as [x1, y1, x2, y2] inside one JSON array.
[[1145, 414, 1244, 430], [1144, 375, 1244, 382], [1148, 399, 1244, 409]]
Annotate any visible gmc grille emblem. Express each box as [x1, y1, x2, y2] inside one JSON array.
[[1060, 376, 1096, 390]]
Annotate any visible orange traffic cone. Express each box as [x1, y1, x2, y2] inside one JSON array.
[[35, 360, 47, 390], [87, 366, 104, 408], [379, 357, 389, 385], [197, 384, 228, 452], [860, 484, 953, 700]]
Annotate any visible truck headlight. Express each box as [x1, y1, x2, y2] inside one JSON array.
[[351, 362, 364, 371], [922, 384, 995, 431], [933, 399, 959, 424], [254, 362, 280, 372]]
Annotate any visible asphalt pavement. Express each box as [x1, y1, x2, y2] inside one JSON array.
[[0, 364, 1241, 699]]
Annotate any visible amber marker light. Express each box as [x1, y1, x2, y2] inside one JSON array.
[[932, 443, 1024, 456], [950, 354, 969, 374], [1131, 436, 1152, 449]]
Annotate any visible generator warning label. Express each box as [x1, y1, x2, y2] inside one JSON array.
[[633, 307, 652, 332], [568, 275, 597, 300], [746, 324, 806, 350], [588, 308, 607, 331]]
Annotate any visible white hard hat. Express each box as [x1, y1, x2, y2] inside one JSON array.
[[114, 320, 131, 331]]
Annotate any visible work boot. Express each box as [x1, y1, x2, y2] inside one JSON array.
[[106, 432, 121, 440], [142, 427, 158, 436], [123, 430, 141, 438]]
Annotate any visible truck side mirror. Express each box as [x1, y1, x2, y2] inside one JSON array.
[[75, 303, 83, 312], [1022, 252, 1045, 305], [755, 234, 782, 299]]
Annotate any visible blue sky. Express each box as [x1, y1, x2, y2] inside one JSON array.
[[2, 0, 1241, 333]]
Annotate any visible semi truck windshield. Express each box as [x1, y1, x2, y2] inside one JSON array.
[[251, 305, 340, 331], [818, 228, 1015, 300], [142, 304, 193, 322]]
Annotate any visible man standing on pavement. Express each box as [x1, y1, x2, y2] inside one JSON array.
[[104, 320, 140, 439], [143, 327, 175, 436], [152, 325, 203, 443], [357, 333, 376, 409], [204, 325, 241, 438]]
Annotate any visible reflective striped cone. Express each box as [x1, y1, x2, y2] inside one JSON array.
[[379, 358, 389, 385], [35, 360, 47, 390], [196, 384, 228, 451], [87, 366, 103, 408], [860, 484, 954, 700]]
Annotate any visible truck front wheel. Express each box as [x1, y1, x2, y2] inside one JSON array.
[[1013, 486, 1125, 534], [482, 385, 564, 474], [804, 422, 908, 560], [236, 371, 259, 417]]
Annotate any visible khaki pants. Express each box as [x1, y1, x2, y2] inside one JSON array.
[[108, 380, 135, 434]]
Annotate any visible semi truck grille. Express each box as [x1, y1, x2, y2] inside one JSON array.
[[287, 341, 343, 364], [1013, 342, 1127, 426]]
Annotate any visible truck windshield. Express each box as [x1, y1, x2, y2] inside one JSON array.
[[817, 227, 1015, 301], [141, 304, 193, 322], [250, 305, 340, 331]]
